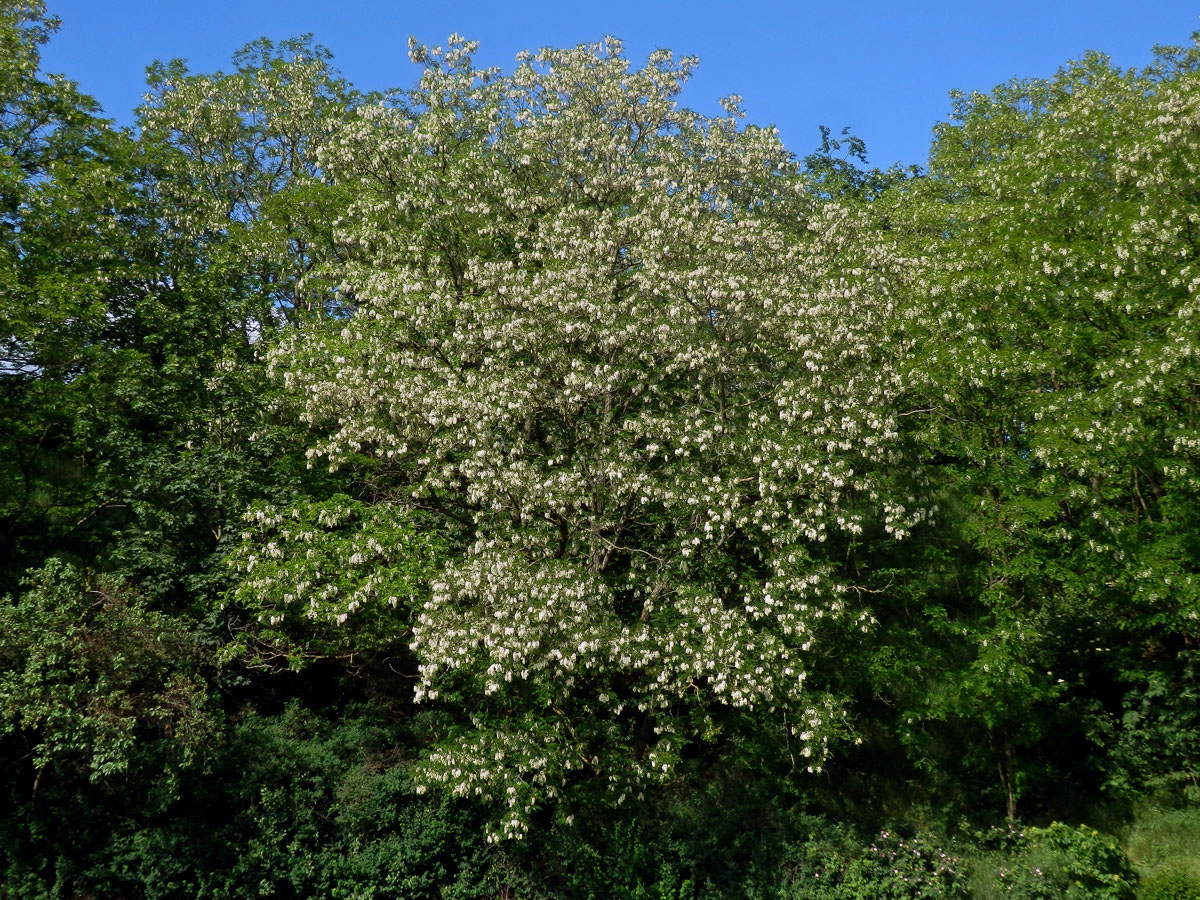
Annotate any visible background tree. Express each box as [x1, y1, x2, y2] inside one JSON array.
[[1, 0, 115, 589], [856, 43, 1200, 820], [1, 20, 350, 605], [139, 34, 366, 326]]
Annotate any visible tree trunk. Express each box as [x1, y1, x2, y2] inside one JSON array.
[[997, 731, 1017, 822]]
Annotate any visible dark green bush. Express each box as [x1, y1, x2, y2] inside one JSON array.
[[778, 822, 966, 899], [1, 702, 495, 899], [1139, 867, 1200, 900], [964, 822, 1136, 900]]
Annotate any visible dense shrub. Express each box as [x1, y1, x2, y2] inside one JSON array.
[[779, 823, 966, 899], [1139, 868, 1200, 900], [963, 823, 1135, 900]]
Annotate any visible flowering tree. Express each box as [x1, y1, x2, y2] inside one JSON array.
[[242, 35, 912, 838], [864, 44, 1200, 818]]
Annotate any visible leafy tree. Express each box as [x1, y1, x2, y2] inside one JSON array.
[[139, 34, 366, 326], [0, 22, 346, 605], [0, 0, 113, 587], [800, 124, 920, 204], [245, 34, 916, 839], [0, 0, 99, 227], [863, 41, 1200, 818], [226, 495, 450, 668], [0, 560, 216, 786]]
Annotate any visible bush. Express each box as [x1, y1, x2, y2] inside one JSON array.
[[1139, 867, 1200, 900], [0, 701, 496, 900], [964, 822, 1135, 900], [779, 822, 966, 899]]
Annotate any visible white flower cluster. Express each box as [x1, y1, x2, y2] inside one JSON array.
[[228, 498, 443, 657]]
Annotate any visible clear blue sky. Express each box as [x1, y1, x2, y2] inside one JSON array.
[[39, 1, 1200, 169]]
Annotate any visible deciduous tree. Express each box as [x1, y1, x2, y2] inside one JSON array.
[[246, 35, 913, 838]]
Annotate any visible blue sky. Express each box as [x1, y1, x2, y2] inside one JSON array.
[[40, 1, 1200, 169]]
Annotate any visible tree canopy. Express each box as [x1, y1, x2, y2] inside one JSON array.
[[3, 5, 1200, 895]]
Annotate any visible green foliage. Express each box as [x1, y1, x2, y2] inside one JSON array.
[[1, 702, 497, 900], [800, 124, 920, 203], [1139, 868, 1200, 900], [0, 0, 122, 589], [226, 495, 451, 666], [0, 0, 100, 211], [513, 759, 808, 900], [126, 705, 493, 900], [0, 560, 216, 782], [779, 824, 965, 900], [139, 34, 364, 325], [538, 820, 700, 900], [963, 823, 1136, 900], [1109, 653, 1200, 799], [851, 37, 1200, 822], [1, 13, 341, 609]]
